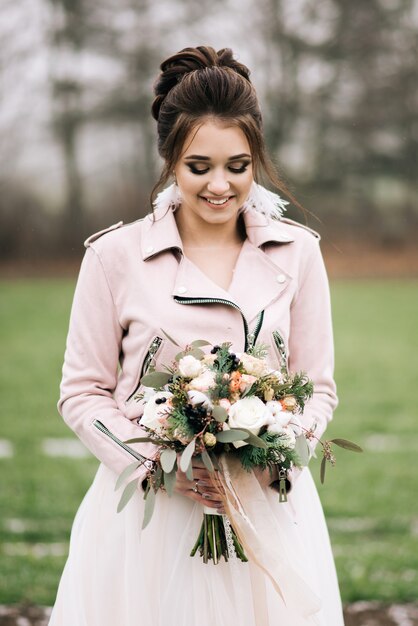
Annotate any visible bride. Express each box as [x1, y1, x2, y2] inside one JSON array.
[[49, 45, 344, 625]]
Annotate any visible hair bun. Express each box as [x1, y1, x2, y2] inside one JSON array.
[[151, 46, 251, 121]]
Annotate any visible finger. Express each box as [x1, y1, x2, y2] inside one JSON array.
[[175, 484, 224, 508], [178, 489, 223, 508]]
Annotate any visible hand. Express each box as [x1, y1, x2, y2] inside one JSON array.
[[174, 458, 225, 512], [253, 464, 279, 490]]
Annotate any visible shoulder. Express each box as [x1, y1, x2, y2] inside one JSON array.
[[278, 217, 321, 242], [84, 221, 125, 247], [84, 217, 148, 253]]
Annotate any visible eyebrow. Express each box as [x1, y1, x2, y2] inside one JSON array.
[[184, 153, 252, 161]]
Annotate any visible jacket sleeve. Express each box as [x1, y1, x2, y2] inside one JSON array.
[[58, 245, 157, 484], [288, 238, 338, 447]]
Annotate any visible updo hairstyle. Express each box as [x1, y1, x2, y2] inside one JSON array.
[[151, 46, 299, 211]]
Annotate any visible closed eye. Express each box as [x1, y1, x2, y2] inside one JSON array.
[[187, 162, 251, 175], [187, 165, 209, 175], [229, 163, 250, 174]]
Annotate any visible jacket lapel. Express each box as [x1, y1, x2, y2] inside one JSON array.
[[228, 239, 292, 323]]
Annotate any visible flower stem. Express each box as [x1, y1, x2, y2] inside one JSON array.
[[190, 513, 247, 564], [203, 514, 209, 563]]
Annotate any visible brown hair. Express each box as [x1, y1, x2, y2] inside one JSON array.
[[150, 46, 302, 213]]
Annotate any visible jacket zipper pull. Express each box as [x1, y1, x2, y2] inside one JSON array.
[[246, 310, 265, 353], [278, 468, 288, 502], [142, 336, 163, 375], [246, 332, 255, 351]]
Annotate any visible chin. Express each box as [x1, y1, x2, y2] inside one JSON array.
[[201, 209, 239, 225]]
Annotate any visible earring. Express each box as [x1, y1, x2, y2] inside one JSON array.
[[153, 182, 182, 213], [241, 181, 288, 220]]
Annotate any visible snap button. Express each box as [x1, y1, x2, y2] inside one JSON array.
[[177, 285, 187, 294], [146, 245, 154, 254], [276, 274, 286, 284]]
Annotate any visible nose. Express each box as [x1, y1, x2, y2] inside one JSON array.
[[206, 169, 231, 196]]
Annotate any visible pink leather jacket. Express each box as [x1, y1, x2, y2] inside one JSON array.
[[58, 206, 337, 483]]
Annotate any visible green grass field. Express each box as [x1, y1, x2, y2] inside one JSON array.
[[0, 278, 417, 605]]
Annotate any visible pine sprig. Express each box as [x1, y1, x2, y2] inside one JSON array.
[[166, 407, 195, 441], [248, 342, 269, 359], [236, 431, 300, 471]]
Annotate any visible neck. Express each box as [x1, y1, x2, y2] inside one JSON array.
[[175, 209, 245, 249]]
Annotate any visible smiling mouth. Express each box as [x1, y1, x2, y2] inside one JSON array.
[[201, 196, 234, 206]]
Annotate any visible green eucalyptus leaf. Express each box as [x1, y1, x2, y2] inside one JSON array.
[[212, 406, 228, 422], [142, 486, 156, 529], [160, 448, 177, 473], [320, 456, 327, 484], [216, 429, 249, 443], [153, 465, 163, 491], [123, 437, 155, 444], [160, 329, 180, 347], [188, 348, 205, 359], [180, 438, 196, 472], [140, 371, 171, 388], [124, 438, 168, 448], [185, 463, 194, 481], [330, 438, 363, 453], [240, 429, 268, 449], [294, 435, 310, 466], [201, 448, 214, 472], [163, 468, 177, 497], [117, 478, 139, 513], [115, 461, 141, 491], [191, 340, 212, 348], [175, 351, 186, 361], [210, 453, 221, 470]]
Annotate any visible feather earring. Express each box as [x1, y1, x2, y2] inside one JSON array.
[[153, 182, 182, 213], [241, 181, 289, 220]]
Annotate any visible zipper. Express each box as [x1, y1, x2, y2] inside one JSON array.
[[272, 330, 288, 374], [174, 296, 264, 352], [93, 419, 149, 464], [246, 310, 264, 351], [126, 335, 163, 403]]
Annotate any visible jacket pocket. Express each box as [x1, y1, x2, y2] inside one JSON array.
[[93, 419, 153, 468], [125, 335, 164, 404], [272, 330, 288, 374]]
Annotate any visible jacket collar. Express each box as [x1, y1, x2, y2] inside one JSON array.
[[140, 206, 293, 261], [140, 207, 294, 323]]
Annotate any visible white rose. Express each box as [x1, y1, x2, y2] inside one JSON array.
[[139, 391, 173, 433], [178, 355, 204, 378], [188, 369, 216, 392], [239, 353, 270, 377], [228, 396, 270, 447], [187, 390, 213, 409]]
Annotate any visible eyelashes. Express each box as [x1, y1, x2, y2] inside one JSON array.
[[187, 163, 251, 175]]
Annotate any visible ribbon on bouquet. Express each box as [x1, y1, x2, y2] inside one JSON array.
[[215, 455, 322, 621]]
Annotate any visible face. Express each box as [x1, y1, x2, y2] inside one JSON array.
[[173, 119, 253, 228]]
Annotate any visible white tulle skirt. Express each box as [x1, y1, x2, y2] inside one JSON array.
[[48, 463, 344, 626]]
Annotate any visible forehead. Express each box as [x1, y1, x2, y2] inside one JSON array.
[[181, 119, 251, 158]]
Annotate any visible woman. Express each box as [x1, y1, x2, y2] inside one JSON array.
[[49, 46, 343, 625]]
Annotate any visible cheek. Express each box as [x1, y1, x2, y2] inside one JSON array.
[[240, 174, 253, 196], [177, 171, 202, 196]]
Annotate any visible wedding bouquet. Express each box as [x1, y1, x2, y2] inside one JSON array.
[[116, 333, 361, 564]]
